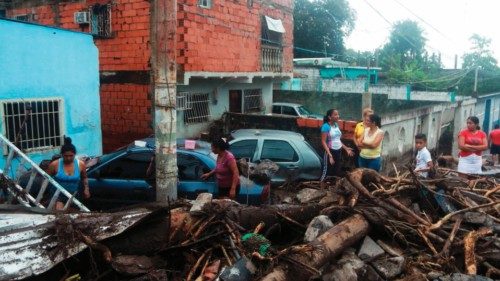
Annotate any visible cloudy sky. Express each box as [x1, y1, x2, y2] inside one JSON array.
[[345, 0, 500, 68]]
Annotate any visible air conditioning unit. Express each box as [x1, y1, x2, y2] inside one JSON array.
[[74, 11, 90, 24]]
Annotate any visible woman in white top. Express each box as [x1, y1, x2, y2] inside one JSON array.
[[320, 109, 354, 186]]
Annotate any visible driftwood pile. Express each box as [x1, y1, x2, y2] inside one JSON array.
[[25, 168, 500, 281]]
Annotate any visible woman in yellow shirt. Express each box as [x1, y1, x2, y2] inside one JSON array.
[[358, 114, 384, 171], [353, 108, 373, 167]]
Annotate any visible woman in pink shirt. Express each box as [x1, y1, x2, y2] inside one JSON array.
[[201, 138, 240, 199], [457, 116, 488, 174]]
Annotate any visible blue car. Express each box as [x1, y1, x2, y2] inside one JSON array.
[[84, 138, 268, 210]]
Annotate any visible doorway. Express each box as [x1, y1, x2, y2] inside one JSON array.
[[229, 90, 242, 113]]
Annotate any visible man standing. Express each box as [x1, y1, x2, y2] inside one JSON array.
[[489, 124, 500, 165]]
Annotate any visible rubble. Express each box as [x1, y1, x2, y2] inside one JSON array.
[[357, 236, 385, 260], [1, 167, 499, 280], [371, 256, 405, 279], [296, 188, 327, 203], [304, 215, 334, 242]]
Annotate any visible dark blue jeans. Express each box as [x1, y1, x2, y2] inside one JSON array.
[[358, 156, 381, 172]]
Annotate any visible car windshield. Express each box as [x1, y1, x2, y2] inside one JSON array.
[[297, 106, 312, 115], [87, 149, 126, 169]]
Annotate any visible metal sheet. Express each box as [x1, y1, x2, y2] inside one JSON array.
[[0, 208, 152, 280]]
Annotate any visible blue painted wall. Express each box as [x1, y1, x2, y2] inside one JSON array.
[[320, 68, 379, 84], [280, 78, 302, 91], [0, 19, 101, 169]]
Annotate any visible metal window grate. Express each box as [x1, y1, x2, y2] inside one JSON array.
[[1, 99, 64, 154], [184, 93, 210, 124], [243, 89, 263, 113], [14, 14, 35, 22], [198, 0, 212, 8], [177, 92, 190, 111], [90, 3, 112, 38]]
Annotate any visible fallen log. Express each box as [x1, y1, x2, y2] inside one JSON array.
[[260, 214, 370, 281], [464, 227, 494, 275]]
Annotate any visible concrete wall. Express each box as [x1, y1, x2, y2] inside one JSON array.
[[0, 19, 101, 167], [380, 102, 464, 171], [475, 93, 500, 135], [177, 78, 274, 138]]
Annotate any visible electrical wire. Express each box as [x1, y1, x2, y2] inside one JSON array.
[[360, 0, 455, 61], [390, 0, 455, 44]]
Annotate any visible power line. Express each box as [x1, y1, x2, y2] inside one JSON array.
[[360, 0, 455, 61], [390, 0, 455, 44]]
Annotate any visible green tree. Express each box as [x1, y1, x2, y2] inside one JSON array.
[[294, 0, 356, 58], [379, 20, 426, 69], [459, 34, 500, 95]]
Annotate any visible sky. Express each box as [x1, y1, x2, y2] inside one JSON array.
[[345, 0, 500, 68]]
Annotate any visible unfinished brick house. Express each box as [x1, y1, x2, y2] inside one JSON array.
[[2, 0, 293, 152]]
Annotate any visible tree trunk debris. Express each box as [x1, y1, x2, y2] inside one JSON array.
[[2, 167, 499, 280]]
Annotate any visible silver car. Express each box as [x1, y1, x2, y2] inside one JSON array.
[[229, 129, 322, 184], [272, 102, 323, 119]]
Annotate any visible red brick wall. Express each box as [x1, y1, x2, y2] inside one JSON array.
[[6, 0, 293, 151], [177, 0, 293, 73], [100, 84, 152, 150], [7, 0, 153, 152]]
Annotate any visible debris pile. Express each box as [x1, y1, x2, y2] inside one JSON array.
[[2, 167, 499, 281]]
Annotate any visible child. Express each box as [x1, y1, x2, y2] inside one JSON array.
[[414, 133, 433, 177]]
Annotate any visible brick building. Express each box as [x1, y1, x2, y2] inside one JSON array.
[[3, 0, 293, 152]]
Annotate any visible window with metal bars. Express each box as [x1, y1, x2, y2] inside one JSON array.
[[1, 99, 64, 153], [13, 14, 35, 22], [198, 0, 212, 8], [184, 93, 211, 124], [243, 89, 263, 113], [90, 3, 112, 38]]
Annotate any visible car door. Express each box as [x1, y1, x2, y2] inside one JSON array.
[[177, 152, 217, 199], [87, 151, 153, 208], [229, 139, 258, 161], [282, 105, 298, 117], [272, 105, 282, 115], [257, 139, 302, 183]]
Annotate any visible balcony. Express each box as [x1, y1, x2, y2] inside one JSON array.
[[261, 44, 283, 72]]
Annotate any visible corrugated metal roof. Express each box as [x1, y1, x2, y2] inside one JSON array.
[[0, 207, 153, 280]]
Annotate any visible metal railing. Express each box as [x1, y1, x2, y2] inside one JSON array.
[[261, 45, 283, 72], [0, 134, 89, 212]]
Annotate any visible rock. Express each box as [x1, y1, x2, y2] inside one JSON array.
[[322, 249, 365, 281], [357, 236, 385, 261], [357, 265, 384, 281], [371, 256, 405, 279], [427, 271, 445, 279], [296, 188, 326, 203], [464, 212, 488, 224], [282, 196, 294, 204], [319, 191, 338, 205], [190, 193, 212, 213], [436, 273, 494, 281], [304, 215, 334, 242]]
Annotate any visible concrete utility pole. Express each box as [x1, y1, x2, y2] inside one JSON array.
[[151, 0, 178, 201], [473, 66, 479, 98], [361, 56, 372, 116]]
